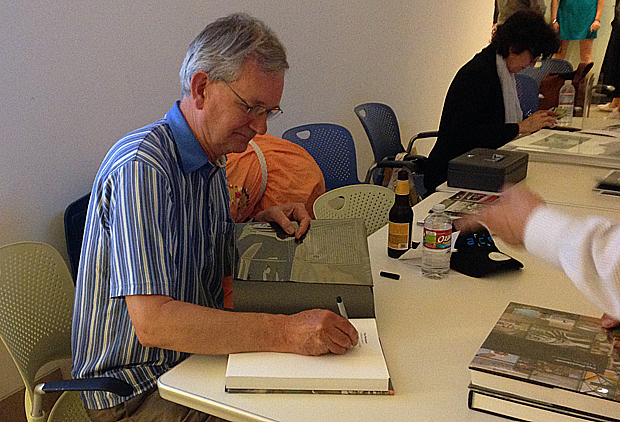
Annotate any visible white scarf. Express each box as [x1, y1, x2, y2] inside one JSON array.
[[496, 54, 523, 124]]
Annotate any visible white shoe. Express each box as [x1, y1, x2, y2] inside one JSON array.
[[605, 109, 620, 120], [598, 103, 619, 112]]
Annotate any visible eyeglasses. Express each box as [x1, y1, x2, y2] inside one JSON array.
[[224, 82, 283, 121]]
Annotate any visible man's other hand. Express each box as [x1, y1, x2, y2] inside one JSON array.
[[254, 203, 311, 239]]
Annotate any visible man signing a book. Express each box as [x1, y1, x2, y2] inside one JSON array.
[[456, 185, 620, 329], [71, 13, 358, 422]]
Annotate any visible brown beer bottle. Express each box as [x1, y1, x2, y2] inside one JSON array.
[[387, 170, 413, 258]]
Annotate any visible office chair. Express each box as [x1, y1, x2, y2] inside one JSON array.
[[0, 242, 132, 422], [282, 123, 360, 191], [515, 74, 540, 118], [313, 184, 395, 236], [354, 103, 430, 185], [64, 193, 90, 282], [519, 58, 573, 85]]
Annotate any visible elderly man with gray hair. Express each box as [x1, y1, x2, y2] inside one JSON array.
[[72, 13, 358, 422]]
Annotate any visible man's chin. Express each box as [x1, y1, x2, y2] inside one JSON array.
[[230, 138, 254, 154]]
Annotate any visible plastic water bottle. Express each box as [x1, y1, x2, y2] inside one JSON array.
[[421, 204, 452, 279], [557, 80, 575, 126]]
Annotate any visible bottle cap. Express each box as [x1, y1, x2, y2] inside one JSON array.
[[432, 204, 446, 212]]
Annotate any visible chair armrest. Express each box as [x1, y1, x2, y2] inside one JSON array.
[[31, 377, 133, 418], [406, 131, 438, 154], [364, 161, 415, 183], [40, 377, 133, 396]]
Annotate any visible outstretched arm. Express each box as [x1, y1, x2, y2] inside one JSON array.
[[126, 295, 359, 356]]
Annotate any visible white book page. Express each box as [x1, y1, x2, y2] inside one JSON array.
[[225, 318, 389, 391]]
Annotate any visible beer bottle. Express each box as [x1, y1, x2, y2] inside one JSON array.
[[387, 170, 413, 258]]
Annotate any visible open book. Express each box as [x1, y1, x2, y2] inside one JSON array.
[[502, 126, 620, 166], [225, 318, 393, 395]]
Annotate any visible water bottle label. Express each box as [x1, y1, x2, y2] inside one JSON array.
[[559, 93, 574, 105], [423, 228, 451, 250], [388, 222, 411, 250]]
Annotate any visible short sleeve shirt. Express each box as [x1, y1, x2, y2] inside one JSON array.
[[71, 101, 234, 409]]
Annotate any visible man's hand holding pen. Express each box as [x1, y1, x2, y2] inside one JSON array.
[[281, 309, 358, 356]]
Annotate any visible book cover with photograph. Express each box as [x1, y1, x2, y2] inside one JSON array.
[[469, 302, 620, 420], [439, 190, 500, 217]]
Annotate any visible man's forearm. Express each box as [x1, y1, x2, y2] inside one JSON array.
[[126, 295, 290, 355]]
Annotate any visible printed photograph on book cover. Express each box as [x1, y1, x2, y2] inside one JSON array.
[[439, 191, 500, 216], [470, 303, 620, 402]]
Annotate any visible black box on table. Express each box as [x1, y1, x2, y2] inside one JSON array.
[[447, 148, 528, 192]]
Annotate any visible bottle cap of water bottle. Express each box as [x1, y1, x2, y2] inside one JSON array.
[[432, 204, 446, 213]]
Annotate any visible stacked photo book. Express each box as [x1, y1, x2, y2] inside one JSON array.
[[468, 302, 620, 421]]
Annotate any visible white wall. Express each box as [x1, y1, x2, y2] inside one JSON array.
[[0, 0, 496, 398]]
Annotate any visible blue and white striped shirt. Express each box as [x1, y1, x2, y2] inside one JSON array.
[[71, 101, 234, 409]]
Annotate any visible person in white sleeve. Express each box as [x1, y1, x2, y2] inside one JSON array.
[[456, 185, 620, 329]]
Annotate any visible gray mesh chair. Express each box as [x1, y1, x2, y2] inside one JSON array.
[[0, 242, 131, 422], [313, 184, 395, 236]]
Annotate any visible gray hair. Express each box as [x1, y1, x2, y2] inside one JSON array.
[[179, 13, 289, 97]]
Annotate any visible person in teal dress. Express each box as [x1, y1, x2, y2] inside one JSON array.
[[551, 0, 606, 63]]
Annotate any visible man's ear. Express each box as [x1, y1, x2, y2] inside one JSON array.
[[190, 71, 210, 110]]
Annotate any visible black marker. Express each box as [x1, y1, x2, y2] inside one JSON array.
[[336, 296, 349, 319], [380, 271, 400, 280]]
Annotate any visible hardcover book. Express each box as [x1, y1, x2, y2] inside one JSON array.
[[439, 190, 500, 217], [225, 318, 393, 395], [468, 302, 620, 421], [232, 219, 375, 318]]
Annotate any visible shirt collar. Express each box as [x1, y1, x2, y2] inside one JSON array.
[[166, 101, 226, 173]]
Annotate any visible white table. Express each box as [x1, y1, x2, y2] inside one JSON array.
[[438, 159, 620, 213], [158, 195, 617, 422]]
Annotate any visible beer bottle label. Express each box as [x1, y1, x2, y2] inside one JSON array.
[[388, 222, 411, 250], [395, 179, 409, 196], [423, 228, 451, 250]]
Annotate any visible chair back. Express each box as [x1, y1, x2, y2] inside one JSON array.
[[354, 103, 404, 162], [520, 58, 573, 85], [313, 184, 395, 236], [0, 242, 88, 421], [64, 193, 90, 282], [515, 73, 539, 118], [282, 123, 359, 191]]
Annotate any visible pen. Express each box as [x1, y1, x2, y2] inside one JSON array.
[[336, 296, 349, 319], [380, 271, 400, 280]]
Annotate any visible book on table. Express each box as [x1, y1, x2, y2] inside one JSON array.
[[501, 127, 620, 167], [438, 190, 500, 217], [231, 219, 375, 318], [225, 318, 393, 395], [468, 302, 620, 421]]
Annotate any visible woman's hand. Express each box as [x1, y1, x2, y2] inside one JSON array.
[[518, 109, 558, 135]]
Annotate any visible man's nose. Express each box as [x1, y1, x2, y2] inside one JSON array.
[[248, 113, 268, 135]]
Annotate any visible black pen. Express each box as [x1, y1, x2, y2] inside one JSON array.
[[380, 271, 400, 280], [336, 296, 349, 319]]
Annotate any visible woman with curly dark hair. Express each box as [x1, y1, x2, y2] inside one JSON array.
[[424, 11, 562, 194]]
